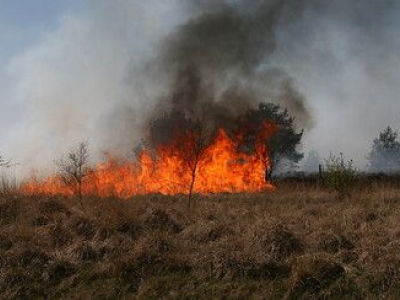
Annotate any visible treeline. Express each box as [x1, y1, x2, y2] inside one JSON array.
[[301, 126, 400, 175], [1, 102, 400, 186]]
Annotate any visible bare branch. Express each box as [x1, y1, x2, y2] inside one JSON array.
[[175, 116, 212, 209], [57, 142, 90, 208], [0, 154, 11, 168]]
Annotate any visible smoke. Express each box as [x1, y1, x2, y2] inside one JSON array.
[[271, 0, 400, 165], [153, 0, 313, 130], [3, 0, 183, 173], [1, 0, 400, 174]]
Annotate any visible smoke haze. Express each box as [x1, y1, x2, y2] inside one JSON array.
[[155, 0, 312, 133], [0, 0, 399, 174]]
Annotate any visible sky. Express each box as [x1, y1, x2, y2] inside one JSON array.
[[0, 0, 83, 150], [0, 0, 400, 174]]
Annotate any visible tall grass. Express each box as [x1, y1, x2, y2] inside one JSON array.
[[1, 183, 400, 298], [0, 166, 19, 196]]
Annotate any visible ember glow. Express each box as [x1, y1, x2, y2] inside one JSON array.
[[22, 123, 276, 198]]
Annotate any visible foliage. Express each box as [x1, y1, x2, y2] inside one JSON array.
[[324, 153, 357, 197], [368, 126, 400, 173], [242, 102, 304, 180]]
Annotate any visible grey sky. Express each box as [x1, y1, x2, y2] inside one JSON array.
[[0, 1, 399, 174]]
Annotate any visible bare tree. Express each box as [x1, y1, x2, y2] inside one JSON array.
[[0, 152, 13, 195], [169, 119, 210, 209], [149, 110, 211, 209], [183, 122, 210, 208], [57, 142, 89, 208], [0, 153, 11, 168]]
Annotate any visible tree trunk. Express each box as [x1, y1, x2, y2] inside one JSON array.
[[265, 158, 274, 183], [78, 180, 84, 209], [188, 161, 198, 211]]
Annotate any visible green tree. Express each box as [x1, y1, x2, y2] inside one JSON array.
[[241, 103, 304, 181], [368, 126, 400, 173]]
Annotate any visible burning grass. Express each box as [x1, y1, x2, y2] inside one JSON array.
[[21, 121, 276, 199], [2, 185, 400, 298]]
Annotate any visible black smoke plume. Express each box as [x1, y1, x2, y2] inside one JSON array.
[[148, 0, 313, 145]]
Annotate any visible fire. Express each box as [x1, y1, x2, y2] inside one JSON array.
[[22, 124, 276, 198]]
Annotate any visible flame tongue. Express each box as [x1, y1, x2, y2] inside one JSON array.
[[22, 124, 275, 198]]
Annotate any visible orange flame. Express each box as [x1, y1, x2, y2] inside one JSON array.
[[22, 123, 276, 198]]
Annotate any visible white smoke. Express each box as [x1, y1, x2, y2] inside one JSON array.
[[2, 0, 182, 175], [271, 1, 400, 167]]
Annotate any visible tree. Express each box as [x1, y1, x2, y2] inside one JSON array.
[[368, 126, 400, 173], [149, 110, 210, 209], [57, 142, 89, 207], [241, 102, 304, 181], [181, 121, 210, 208], [0, 152, 10, 168], [0, 152, 12, 194]]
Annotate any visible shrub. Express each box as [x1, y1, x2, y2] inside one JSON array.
[[324, 153, 357, 198]]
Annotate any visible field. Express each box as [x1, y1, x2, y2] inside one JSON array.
[[1, 181, 400, 299]]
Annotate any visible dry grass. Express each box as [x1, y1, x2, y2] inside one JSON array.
[[1, 184, 400, 298]]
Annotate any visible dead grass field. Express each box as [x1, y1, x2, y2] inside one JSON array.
[[1, 183, 400, 299]]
